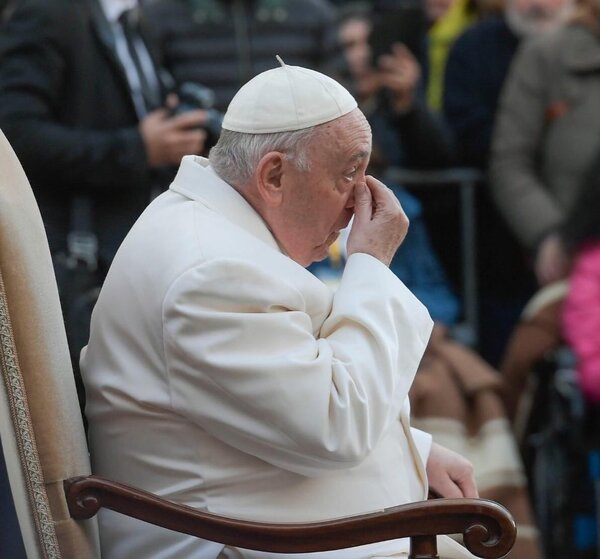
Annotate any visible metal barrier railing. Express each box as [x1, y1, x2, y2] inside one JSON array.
[[384, 167, 483, 346]]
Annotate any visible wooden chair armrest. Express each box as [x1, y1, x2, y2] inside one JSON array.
[[64, 475, 516, 559]]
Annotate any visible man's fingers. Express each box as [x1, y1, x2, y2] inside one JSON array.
[[168, 130, 207, 156], [347, 177, 409, 266], [170, 109, 207, 129], [432, 472, 478, 499], [434, 478, 464, 499], [165, 93, 180, 110], [455, 472, 479, 499], [365, 174, 388, 195], [352, 182, 373, 224], [426, 443, 479, 500], [365, 175, 402, 209], [171, 129, 207, 144]]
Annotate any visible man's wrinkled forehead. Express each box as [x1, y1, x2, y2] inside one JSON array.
[[310, 109, 372, 158]]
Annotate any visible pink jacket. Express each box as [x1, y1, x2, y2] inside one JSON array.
[[563, 243, 600, 404]]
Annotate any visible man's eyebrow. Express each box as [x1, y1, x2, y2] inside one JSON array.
[[349, 150, 370, 162]]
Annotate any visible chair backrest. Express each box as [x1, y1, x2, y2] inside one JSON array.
[[0, 130, 100, 558]]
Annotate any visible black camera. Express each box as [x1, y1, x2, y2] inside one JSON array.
[[172, 82, 224, 143]]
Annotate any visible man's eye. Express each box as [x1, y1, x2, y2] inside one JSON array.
[[344, 168, 358, 181]]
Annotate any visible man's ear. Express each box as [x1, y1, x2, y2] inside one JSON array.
[[255, 152, 285, 207]]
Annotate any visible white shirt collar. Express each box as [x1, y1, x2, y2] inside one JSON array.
[[98, 0, 138, 23], [169, 156, 281, 252]]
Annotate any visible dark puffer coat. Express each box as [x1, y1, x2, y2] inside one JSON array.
[[143, 0, 341, 111]]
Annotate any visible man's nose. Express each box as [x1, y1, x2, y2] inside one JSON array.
[[345, 192, 356, 210]]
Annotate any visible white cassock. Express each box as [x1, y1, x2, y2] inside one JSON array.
[[81, 156, 475, 559]]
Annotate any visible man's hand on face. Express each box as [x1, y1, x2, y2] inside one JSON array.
[[346, 175, 409, 267], [426, 442, 478, 499]]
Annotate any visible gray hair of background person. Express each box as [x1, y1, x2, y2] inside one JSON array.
[[209, 127, 316, 186]]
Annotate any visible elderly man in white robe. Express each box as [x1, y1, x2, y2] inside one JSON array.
[[81, 59, 479, 559]]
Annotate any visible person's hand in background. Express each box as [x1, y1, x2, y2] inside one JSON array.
[[377, 43, 421, 114], [140, 105, 207, 167], [535, 233, 572, 286]]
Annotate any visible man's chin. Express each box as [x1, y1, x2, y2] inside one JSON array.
[[326, 231, 341, 246], [299, 234, 341, 266], [308, 243, 333, 265], [312, 251, 330, 263]]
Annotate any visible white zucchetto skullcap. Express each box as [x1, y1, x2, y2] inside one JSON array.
[[222, 56, 358, 134]]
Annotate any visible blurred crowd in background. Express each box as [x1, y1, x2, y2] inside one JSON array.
[[1, 0, 600, 557]]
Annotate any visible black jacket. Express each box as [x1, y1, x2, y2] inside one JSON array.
[[0, 0, 165, 263], [443, 16, 519, 169], [144, 0, 341, 112]]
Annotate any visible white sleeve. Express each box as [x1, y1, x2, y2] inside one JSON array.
[[162, 252, 433, 476]]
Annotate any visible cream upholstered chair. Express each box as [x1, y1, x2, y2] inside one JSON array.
[[0, 129, 100, 558], [0, 129, 517, 559]]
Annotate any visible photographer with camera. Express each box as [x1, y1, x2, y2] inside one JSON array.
[[167, 82, 225, 149], [339, 2, 454, 171], [0, 0, 208, 410]]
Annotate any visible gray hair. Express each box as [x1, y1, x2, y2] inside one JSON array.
[[208, 127, 317, 186]]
